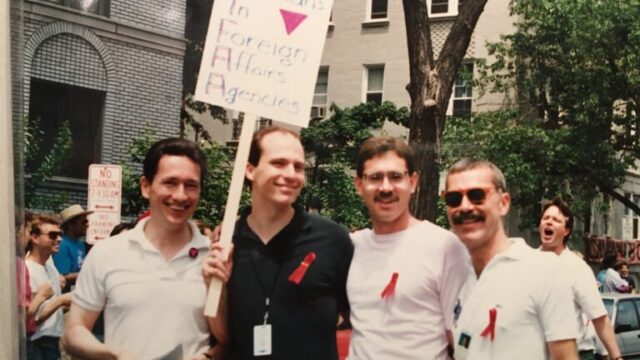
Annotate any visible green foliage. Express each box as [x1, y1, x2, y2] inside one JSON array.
[[120, 127, 246, 226], [442, 110, 615, 234], [474, 0, 640, 223], [120, 126, 156, 218], [24, 117, 73, 210], [300, 102, 409, 230]]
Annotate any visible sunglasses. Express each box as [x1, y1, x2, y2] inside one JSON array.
[[443, 187, 495, 207], [44, 231, 62, 240]]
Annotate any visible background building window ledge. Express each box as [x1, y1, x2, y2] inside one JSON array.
[[362, 19, 390, 28], [429, 14, 458, 22]]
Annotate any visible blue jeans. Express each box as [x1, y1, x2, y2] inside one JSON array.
[[27, 336, 60, 360]]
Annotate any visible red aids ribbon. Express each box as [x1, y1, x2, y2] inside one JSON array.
[[480, 308, 497, 341], [380, 272, 399, 299], [288, 252, 316, 285]]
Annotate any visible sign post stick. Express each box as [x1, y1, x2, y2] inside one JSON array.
[[204, 114, 256, 317]]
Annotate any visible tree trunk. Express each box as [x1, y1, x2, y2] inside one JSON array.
[[402, 0, 489, 221]]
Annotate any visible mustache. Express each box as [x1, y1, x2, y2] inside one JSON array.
[[374, 192, 398, 202], [452, 211, 485, 225]]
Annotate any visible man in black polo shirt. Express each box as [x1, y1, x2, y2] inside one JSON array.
[[204, 126, 353, 359]]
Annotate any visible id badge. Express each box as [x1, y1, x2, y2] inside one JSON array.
[[455, 332, 471, 360], [253, 324, 272, 356]]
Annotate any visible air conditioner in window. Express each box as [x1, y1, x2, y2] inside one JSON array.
[[310, 105, 327, 119]]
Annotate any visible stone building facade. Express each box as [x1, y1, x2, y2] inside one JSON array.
[[23, 0, 186, 208]]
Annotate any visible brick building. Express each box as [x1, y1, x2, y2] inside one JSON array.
[[23, 0, 186, 208]]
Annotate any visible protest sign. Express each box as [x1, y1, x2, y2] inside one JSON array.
[[195, 0, 333, 127]]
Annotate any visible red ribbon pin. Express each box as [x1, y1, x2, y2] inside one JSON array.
[[289, 252, 316, 285], [480, 308, 497, 341], [380, 272, 399, 299]]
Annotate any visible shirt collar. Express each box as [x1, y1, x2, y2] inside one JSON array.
[[237, 203, 311, 242], [496, 237, 531, 261], [127, 218, 210, 252]]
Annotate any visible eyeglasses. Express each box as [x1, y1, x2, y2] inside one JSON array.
[[362, 171, 409, 186], [443, 187, 495, 207], [44, 231, 62, 240]]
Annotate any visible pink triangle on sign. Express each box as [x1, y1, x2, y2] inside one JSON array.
[[280, 9, 307, 35]]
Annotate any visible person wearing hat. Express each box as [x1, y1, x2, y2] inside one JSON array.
[[53, 204, 93, 292]]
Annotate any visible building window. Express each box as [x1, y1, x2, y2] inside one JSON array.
[[458, 0, 464, 11], [310, 67, 329, 120], [452, 62, 473, 117], [624, 193, 640, 239], [364, 65, 384, 105], [431, 0, 449, 14], [428, 0, 462, 17], [28, 79, 104, 179], [368, 0, 388, 20], [43, 0, 110, 16]]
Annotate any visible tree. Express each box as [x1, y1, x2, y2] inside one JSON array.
[[402, 0, 490, 221], [477, 0, 640, 221], [300, 102, 409, 230], [24, 118, 73, 210]]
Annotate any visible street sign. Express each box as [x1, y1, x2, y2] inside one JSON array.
[[87, 164, 122, 244]]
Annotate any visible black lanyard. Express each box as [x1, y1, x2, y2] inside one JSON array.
[[248, 248, 282, 324]]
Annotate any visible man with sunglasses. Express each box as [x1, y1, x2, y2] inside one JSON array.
[[53, 204, 93, 292], [26, 215, 73, 360], [346, 137, 468, 359], [444, 158, 578, 359], [539, 198, 622, 360]]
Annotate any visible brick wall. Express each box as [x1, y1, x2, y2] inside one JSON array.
[[110, 0, 186, 38], [23, 1, 185, 211]]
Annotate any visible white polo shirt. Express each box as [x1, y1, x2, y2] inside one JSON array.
[[73, 219, 210, 359], [26, 257, 64, 340], [453, 238, 577, 360], [347, 221, 469, 360], [557, 248, 607, 351]]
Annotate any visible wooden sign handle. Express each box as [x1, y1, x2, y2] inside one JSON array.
[[204, 114, 256, 317]]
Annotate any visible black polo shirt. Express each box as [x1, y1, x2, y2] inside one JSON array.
[[227, 205, 354, 360]]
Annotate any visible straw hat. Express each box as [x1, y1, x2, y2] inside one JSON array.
[[60, 204, 93, 226]]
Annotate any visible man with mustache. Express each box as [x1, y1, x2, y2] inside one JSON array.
[[539, 198, 622, 360], [445, 158, 578, 359], [203, 126, 353, 359], [346, 136, 468, 359]]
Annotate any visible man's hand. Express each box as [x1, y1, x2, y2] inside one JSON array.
[[208, 225, 221, 243], [59, 275, 67, 290], [202, 242, 234, 287], [59, 292, 73, 311]]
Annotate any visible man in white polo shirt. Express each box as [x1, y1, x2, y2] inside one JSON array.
[[445, 158, 578, 359], [539, 197, 622, 360], [64, 138, 212, 359], [347, 137, 468, 359]]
